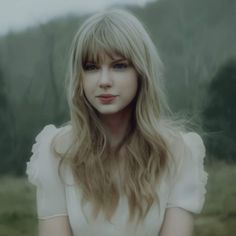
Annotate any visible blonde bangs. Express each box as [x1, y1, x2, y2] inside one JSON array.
[[80, 18, 133, 65]]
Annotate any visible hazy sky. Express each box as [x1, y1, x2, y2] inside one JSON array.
[[0, 0, 155, 36]]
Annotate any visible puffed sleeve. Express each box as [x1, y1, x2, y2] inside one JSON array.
[[166, 132, 208, 214], [26, 124, 68, 219]]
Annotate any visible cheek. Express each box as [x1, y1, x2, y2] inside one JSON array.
[[82, 83, 92, 105], [82, 77, 94, 97], [124, 72, 138, 95], [118, 74, 138, 103]]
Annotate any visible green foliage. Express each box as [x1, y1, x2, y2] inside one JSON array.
[[203, 60, 236, 161]]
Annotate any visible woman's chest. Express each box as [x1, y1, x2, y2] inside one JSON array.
[[64, 169, 170, 236]]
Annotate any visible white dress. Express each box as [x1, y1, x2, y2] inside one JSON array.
[[26, 124, 208, 236]]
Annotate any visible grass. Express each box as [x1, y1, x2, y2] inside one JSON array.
[[0, 159, 235, 236], [0, 176, 37, 236], [194, 159, 236, 236]]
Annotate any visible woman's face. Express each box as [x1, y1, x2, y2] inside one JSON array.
[[82, 51, 138, 115]]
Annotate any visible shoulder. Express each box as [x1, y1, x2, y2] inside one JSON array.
[[163, 130, 206, 177], [180, 131, 206, 167], [164, 130, 205, 159], [30, 124, 72, 148], [181, 132, 205, 153], [26, 123, 73, 186], [33, 123, 73, 155]]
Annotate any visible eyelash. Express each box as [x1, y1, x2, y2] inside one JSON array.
[[83, 63, 129, 71], [113, 63, 128, 69], [83, 64, 97, 71]]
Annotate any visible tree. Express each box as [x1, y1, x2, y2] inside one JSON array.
[[0, 67, 14, 174], [202, 59, 236, 161]]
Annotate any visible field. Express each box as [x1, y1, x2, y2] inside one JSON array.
[[194, 160, 236, 236], [0, 159, 235, 236]]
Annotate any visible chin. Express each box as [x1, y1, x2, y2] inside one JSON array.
[[95, 105, 125, 114], [97, 109, 120, 115], [96, 103, 133, 115]]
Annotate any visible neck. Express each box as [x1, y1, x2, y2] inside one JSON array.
[[99, 106, 133, 147]]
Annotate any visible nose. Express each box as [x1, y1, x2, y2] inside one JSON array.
[[98, 67, 112, 89]]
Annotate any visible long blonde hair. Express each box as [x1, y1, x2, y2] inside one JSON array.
[[52, 8, 190, 225]]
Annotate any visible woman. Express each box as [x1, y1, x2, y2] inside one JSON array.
[[26, 8, 208, 236]]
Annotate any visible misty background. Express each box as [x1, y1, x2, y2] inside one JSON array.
[[0, 0, 235, 235], [0, 0, 235, 175]]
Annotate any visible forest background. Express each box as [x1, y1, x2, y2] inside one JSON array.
[[0, 0, 235, 235]]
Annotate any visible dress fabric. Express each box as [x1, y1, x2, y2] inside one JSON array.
[[26, 124, 208, 236]]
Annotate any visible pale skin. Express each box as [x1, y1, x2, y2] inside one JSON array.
[[39, 52, 194, 236], [82, 51, 138, 147]]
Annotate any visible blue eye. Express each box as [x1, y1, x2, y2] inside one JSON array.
[[113, 63, 128, 69], [83, 63, 97, 71]]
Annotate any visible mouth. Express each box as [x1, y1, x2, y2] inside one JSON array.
[[97, 95, 117, 104], [97, 94, 117, 98]]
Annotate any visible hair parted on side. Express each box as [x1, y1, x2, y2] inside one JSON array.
[[51, 7, 191, 225]]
